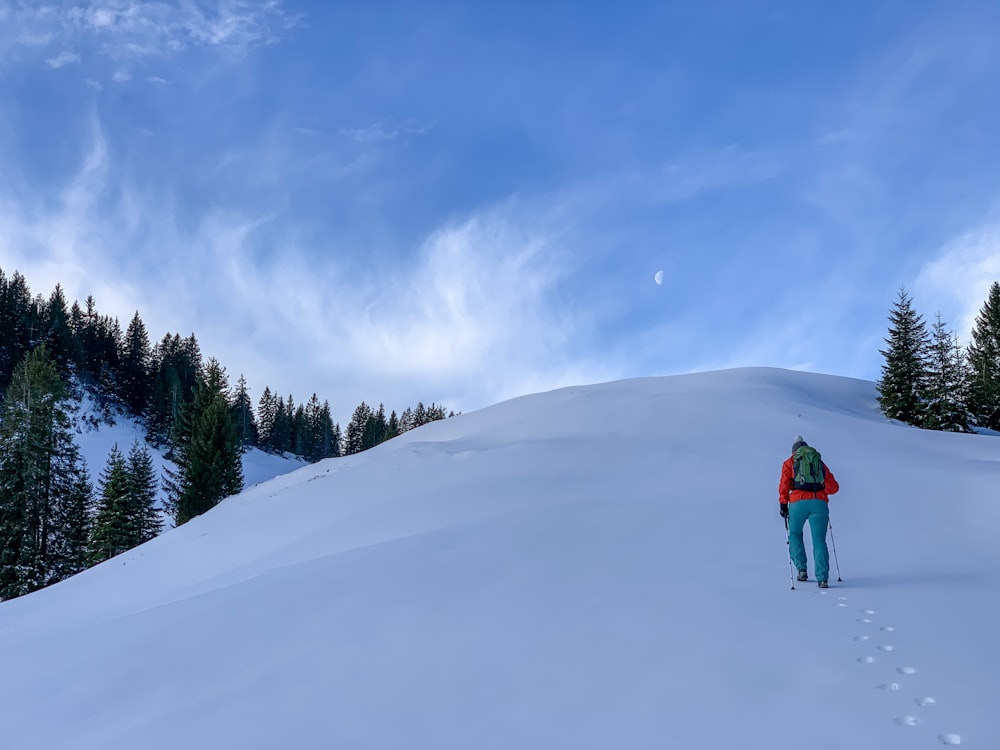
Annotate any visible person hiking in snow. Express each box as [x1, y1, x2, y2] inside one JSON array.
[[779, 435, 840, 588]]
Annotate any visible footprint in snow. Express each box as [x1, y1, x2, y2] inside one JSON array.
[[857, 656, 876, 664], [877, 683, 901, 691], [880, 625, 895, 632], [877, 645, 895, 652], [861, 609, 876, 615], [835, 602, 848, 608], [894, 715, 921, 727], [896, 666, 918, 675], [857, 618, 873, 624], [915, 697, 936, 707], [938, 734, 962, 745], [853, 635, 870, 642]]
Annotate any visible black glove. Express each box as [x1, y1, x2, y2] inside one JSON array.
[[779, 503, 789, 519]]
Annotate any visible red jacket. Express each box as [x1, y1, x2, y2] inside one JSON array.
[[779, 455, 839, 504]]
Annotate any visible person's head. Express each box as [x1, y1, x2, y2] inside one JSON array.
[[792, 435, 807, 452]]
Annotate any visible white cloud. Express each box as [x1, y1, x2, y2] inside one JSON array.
[[111, 68, 131, 83], [147, 75, 168, 85], [45, 50, 80, 68], [916, 219, 1000, 340], [2, 1, 299, 72], [0, 120, 609, 424]]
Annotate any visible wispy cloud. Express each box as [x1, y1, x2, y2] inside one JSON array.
[[916, 218, 1000, 341], [1, 1, 299, 75], [0, 118, 609, 421], [45, 49, 80, 68], [339, 120, 430, 144]]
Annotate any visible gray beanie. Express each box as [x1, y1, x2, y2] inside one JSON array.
[[792, 435, 807, 452]]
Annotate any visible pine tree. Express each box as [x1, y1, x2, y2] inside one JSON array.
[[41, 284, 80, 377], [119, 311, 152, 417], [0, 345, 90, 598], [52, 460, 93, 580], [88, 444, 133, 564], [164, 359, 243, 525], [922, 314, 970, 432], [230, 374, 258, 451], [257, 386, 278, 452], [345, 402, 373, 455], [362, 403, 388, 450], [148, 333, 202, 446], [0, 270, 36, 392], [966, 281, 1000, 430], [877, 288, 930, 426], [127, 439, 161, 544]]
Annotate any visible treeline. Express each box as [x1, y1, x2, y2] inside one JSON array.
[[877, 283, 1000, 432], [0, 267, 453, 599], [0, 266, 452, 460]]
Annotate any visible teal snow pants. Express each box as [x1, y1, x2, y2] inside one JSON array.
[[788, 499, 830, 582]]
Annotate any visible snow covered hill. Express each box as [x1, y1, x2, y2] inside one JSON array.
[[1, 368, 997, 749]]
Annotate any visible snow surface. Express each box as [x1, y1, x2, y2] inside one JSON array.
[[1, 368, 998, 749]]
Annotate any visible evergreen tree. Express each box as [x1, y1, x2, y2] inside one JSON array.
[[41, 284, 80, 377], [52, 460, 93, 580], [966, 281, 1000, 430], [877, 288, 930, 426], [0, 270, 36, 392], [164, 359, 243, 525], [119, 311, 152, 417], [292, 403, 308, 457], [127, 439, 162, 544], [362, 403, 388, 450], [256, 386, 278, 452], [231, 374, 258, 451], [0, 345, 90, 599], [87, 444, 133, 564], [922, 314, 970, 432], [148, 333, 202, 446], [88, 440, 161, 565], [345, 402, 373, 455]]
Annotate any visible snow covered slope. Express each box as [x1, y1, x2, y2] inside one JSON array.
[[1, 368, 997, 749]]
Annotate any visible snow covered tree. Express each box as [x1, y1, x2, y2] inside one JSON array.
[[0, 345, 90, 599], [877, 288, 930, 426], [922, 314, 970, 432], [164, 359, 243, 525], [966, 281, 1000, 430]]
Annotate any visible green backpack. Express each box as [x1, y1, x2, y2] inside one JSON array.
[[792, 446, 826, 492]]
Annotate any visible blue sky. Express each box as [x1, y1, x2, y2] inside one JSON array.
[[2, 1, 1000, 423]]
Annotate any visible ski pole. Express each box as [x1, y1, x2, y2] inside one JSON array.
[[828, 519, 843, 582], [785, 516, 796, 590]]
